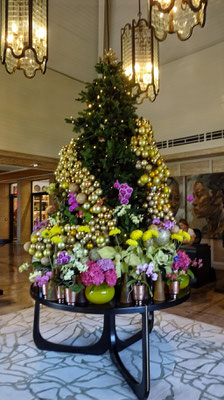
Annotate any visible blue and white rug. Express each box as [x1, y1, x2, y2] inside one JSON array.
[[0, 307, 224, 400]]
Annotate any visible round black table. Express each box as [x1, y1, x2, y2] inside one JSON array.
[[30, 286, 190, 400]]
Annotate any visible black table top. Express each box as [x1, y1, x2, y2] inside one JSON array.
[[30, 285, 190, 315]]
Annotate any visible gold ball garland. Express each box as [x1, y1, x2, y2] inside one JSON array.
[[131, 118, 173, 220], [54, 138, 114, 249]]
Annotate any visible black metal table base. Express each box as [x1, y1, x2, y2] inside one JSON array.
[[33, 301, 153, 400], [31, 286, 190, 400]]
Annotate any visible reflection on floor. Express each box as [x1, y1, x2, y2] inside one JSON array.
[[1, 244, 224, 327]]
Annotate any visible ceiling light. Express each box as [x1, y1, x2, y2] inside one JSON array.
[[1, 0, 48, 78], [121, 0, 159, 103], [150, 0, 208, 41]]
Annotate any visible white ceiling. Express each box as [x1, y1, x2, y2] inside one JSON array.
[[45, 0, 224, 82], [47, 0, 99, 82], [1, 1, 223, 81]]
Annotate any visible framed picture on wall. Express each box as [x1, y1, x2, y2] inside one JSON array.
[[167, 176, 185, 222], [186, 173, 224, 240]]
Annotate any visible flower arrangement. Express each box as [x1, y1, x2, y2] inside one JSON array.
[[166, 251, 203, 286], [19, 175, 201, 305], [80, 259, 117, 287]]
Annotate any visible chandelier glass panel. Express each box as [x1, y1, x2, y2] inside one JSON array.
[[1, 0, 48, 78], [121, 4, 159, 103], [150, 0, 208, 41]]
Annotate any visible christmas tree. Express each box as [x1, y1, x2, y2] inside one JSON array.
[[21, 50, 194, 302], [54, 50, 172, 248]]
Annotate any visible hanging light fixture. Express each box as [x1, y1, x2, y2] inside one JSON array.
[[1, 0, 48, 78], [150, 0, 208, 41], [121, 0, 159, 103]]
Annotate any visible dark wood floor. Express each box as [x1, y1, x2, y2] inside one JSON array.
[[1, 243, 224, 327]]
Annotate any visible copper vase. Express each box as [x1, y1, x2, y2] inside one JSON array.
[[120, 273, 133, 304], [153, 271, 166, 302], [41, 283, 48, 299], [65, 288, 77, 306], [57, 285, 65, 304], [133, 284, 146, 306], [169, 281, 180, 300]]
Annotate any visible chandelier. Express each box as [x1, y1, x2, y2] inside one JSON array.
[[121, 0, 159, 103], [1, 0, 48, 78], [150, 0, 208, 41]]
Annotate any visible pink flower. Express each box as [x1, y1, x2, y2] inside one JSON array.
[[187, 195, 194, 202], [105, 269, 117, 287], [114, 180, 120, 190], [34, 271, 52, 287], [81, 263, 104, 286], [121, 198, 129, 204], [172, 250, 191, 271]]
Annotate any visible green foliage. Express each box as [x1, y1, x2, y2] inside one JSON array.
[[66, 57, 146, 229]]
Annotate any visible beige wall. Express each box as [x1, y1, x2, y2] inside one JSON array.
[[0, 184, 9, 240], [0, 69, 84, 159], [139, 42, 224, 154]]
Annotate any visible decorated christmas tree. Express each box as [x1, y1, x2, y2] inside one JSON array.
[[21, 50, 197, 304], [55, 50, 173, 245]]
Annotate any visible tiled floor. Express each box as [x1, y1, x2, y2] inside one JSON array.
[[1, 243, 224, 327]]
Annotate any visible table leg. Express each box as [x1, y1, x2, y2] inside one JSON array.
[[109, 306, 150, 400], [33, 301, 111, 355]]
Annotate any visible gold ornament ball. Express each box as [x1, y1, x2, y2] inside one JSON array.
[[141, 150, 149, 158], [139, 127, 145, 135], [64, 224, 71, 232], [23, 241, 30, 252], [96, 235, 105, 245], [69, 183, 80, 193], [165, 169, 170, 177], [140, 174, 149, 184], [58, 242, 66, 249], [43, 249, 51, 257], [28, 248, 35, 256], [96, 188, 103, 196], [137, 179, 145, 187], [62, 182, 69, 190], [92, 205, 101, 214], [86, 242, 93, 250], [76, 193, 87, 204], [35, 251, 43, 259], [31, 235, 38, 244], [153, 177, 160, 186]]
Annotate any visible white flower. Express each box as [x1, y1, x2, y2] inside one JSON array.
[[64, 270, 74, 281], [29, 271, 40, 282], [19, 262, 29, 273], [75, 261, 88, 272]]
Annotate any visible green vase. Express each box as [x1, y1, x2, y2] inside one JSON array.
[[85, 283, 115, 304], [179, 274, 190, 289]]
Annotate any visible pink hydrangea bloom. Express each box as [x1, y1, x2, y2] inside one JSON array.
[[81, 263, 104, 286], [172, 250, 191, 271], [105, 269, 117, 287]]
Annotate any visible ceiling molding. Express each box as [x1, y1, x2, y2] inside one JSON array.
[[0, 149, 58, 170], [164, 146, 224, 163]]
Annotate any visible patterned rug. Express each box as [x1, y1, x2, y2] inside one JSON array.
[[0, 306, 224, 400]]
